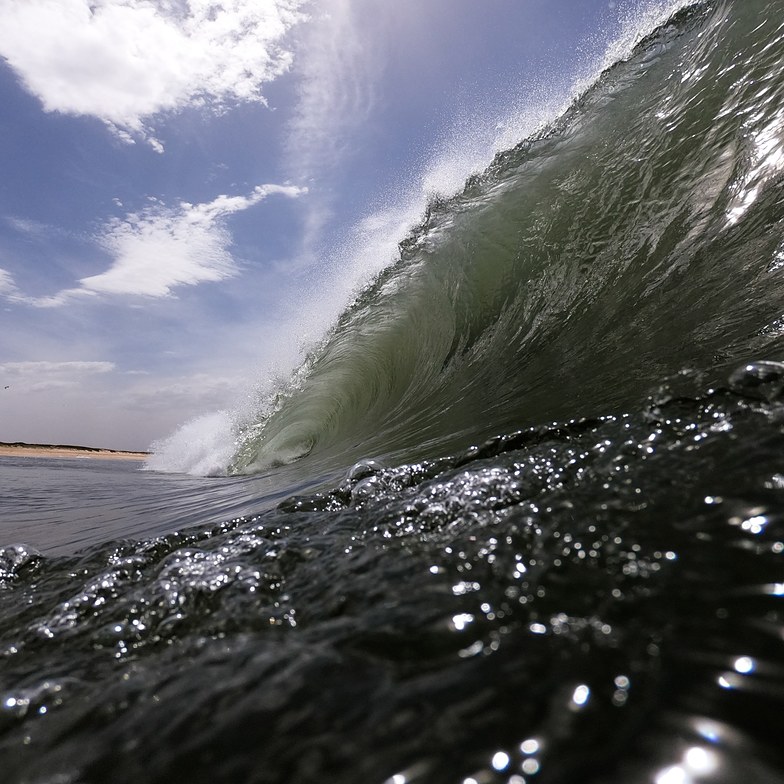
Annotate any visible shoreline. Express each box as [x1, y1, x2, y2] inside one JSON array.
[[0, 442, 149, 462]]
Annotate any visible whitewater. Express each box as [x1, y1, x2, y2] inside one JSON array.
[[2, 1, 784, 782]]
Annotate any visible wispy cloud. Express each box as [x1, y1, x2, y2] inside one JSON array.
[[285, 0, 387, 252], [0, 361, 115, 374], [4, 216, 51, 237], [0, 268, 18, 296], [13, 184, 305, 305], [120, 372, 236, 412], [288, 0, 380, 183], [0, 360, 115, 391], [0, 0, 308, 147]]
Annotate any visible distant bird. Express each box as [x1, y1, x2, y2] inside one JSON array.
[[3, 386, 8, 390]]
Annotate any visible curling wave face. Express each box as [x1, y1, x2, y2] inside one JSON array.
[[230, 0, 784, 478]]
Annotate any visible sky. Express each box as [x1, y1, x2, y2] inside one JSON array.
[[0, 0, 662, 451]]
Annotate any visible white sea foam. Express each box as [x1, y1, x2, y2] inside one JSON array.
[[145, 411, 238, 476]]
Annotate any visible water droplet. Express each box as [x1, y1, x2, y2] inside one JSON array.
[[346, 459, 385, 484], [655, 765, 688, 784], [520, 738, 540, 755], [451, 613, 474, 631], [684, 746, 718, 775], [614, 675, 630, 689], [571, 684, 591, 706], [0, 543, 42, 582], [729, 360, 784, 401], [521, 758, 540, 775]]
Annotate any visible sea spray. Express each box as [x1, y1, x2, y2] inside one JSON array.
[[146, 411, 238, 476]]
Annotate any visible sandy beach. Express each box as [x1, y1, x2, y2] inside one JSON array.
[[0, 442, 149, 461]]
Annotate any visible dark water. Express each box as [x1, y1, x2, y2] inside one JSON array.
[[3, 1, 784, 782]]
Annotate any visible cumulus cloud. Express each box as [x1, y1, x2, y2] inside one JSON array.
[[0, 0, 307, 144], [31, 184, 306, 304]]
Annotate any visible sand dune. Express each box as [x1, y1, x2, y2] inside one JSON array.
[[0, 442, 149, 461]]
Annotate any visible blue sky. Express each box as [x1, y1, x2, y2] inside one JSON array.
[[0, 0, 678, 451]]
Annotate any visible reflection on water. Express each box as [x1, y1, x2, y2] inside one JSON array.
[[0, 457, 330, 555]]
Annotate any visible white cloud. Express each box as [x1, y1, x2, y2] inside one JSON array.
[[0, 360, 115, 374], [86, 184, 306, 297], [27, 184, 305, 304], [288, 0, 381, 185], [284, 0, 390, 259], [0, 0, 307, 144], [0, 360, 115, 391], [0, 268, 18, 296], [121, 372, 236, 410], [5, 216, 50, 236]]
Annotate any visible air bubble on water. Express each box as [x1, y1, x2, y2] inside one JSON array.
[[728, 360, 784, 401], [346, 459, 385, 485]]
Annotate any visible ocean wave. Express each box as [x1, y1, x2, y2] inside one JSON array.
[[224, 0, 784, 476]]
